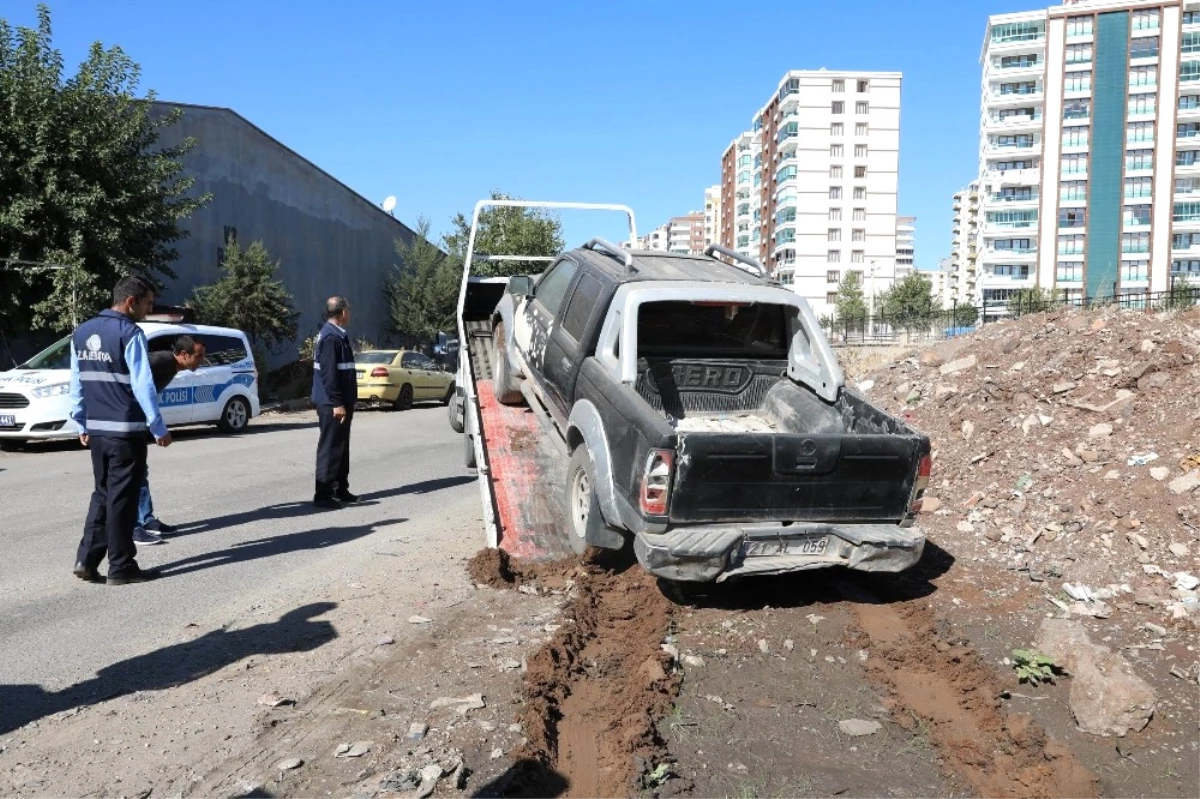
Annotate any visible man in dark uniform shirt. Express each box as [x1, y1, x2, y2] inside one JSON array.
[[311, 296, 359, 509], [133, 335, 206, 544]]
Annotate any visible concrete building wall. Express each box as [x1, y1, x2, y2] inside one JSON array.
[[151, 102, 421, 362]]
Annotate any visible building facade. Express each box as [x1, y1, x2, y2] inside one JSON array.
[[978, 0, 1200, 315], [720, 70, 903, 319], [669, 212, 706, 254], [704, 185, 722, 247], [950, 181, 982, 304], [896, 215, 916, 278]]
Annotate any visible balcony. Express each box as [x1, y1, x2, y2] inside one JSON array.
[[989, 191, 1039, 206], [986, 113, 1043, 132], [990, 87, 1044, 107], [985, 167, 1040, 186], [983, 248, 1037, 262]]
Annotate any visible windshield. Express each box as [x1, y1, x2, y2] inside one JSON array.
[[356, 351, 398, 364], [19, 335, 72, 370], [637, 301, 790, 358]]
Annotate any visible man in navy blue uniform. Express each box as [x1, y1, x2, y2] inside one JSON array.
[[312, 296, 359, 509], [69, 276, 173, 585]]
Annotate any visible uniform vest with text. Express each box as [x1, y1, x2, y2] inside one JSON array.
[[73, 309, 146, 438]]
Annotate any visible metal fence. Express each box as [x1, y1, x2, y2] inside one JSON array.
[[820, 285, 1200, 347]]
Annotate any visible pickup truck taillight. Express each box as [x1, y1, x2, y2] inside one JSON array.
[[906, 454, 933, 518], [370, 367, 389, 378], [640, 449, 675, 516]]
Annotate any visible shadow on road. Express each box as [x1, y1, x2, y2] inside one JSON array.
[[359, 475, 476, 502], [157, 517, 407, 578], [0, 602, 338, 737], [660, 538, 957, 610]]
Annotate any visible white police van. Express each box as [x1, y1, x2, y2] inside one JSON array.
[[0, 323, 260, 447]]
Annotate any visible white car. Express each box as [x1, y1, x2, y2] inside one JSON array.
[[0, 323, 261, 447]]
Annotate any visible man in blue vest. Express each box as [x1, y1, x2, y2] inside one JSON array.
[[311, 295, 359, 509], [69, 276, 173, 585]]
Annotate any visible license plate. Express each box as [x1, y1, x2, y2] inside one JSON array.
[[0, 414, 15, 428], [356, 370, 364, 379], [743, 536, 830, 558]]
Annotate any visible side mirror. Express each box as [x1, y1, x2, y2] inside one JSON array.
[[507, 275, 533, 296]]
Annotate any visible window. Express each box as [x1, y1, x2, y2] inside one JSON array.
[[829, 186, 842, 199], [223, 225, 238, 245], [1061, 153, 1088, 175], [994, 238, 1033, 252], [828, 228, 841, 242], [1066, 16, 1093, 38], [1187, 31, 1200, 54], [830, 165, 843, 178], [1056, 261, 1084, 282], [1181, 95, 1200, 110], [1065, 72, 1091, 93], [776, 206, 796, 224], [831, 144, 844, 157], [1122, 232, 1150, 253], [1133, 8, 1159, 31], [999, 81, 1038, 96], [1187, 11, 1200, 25], [737, 154, 752, 168], [777, 165, 798, 183], [851, 251, 865, 264], [855, 144, 868, 158], [1129, 66, 1156, 88], [1125, 176, 1153, 198], [995, 159, 1035, 172], [1060, 181, 1087, 202], [1063, 126, 1090, 147], [1066, 43, 1092, 64], [198, 335, 250, 367], [827, 250, 841, 263], [828, 208, 842, 221], [854, 166, 867, 178], [561, 274, 603, 340], [1059, 208, 1086, 229], [853, 208, 866, 221], [999, 186, 1035, 201], [992, 264, 1031, 278], [1064, 99, 1090, 120], [1180, 150, 1200, 166], [774, 229, 794, 245], [857, 79, 870, 93], [1126, 149, 1154, 170], [995, 134, 1035, 148], [826, 292, 839, 304], [832, 79, 845, 93], [989, 210, 1037, 228], [777, 121, 798, 142], [827, 270, 840, 282], [1058, 235, 1085, 255], [532, 259, 579, 316], [1179, 122, 1200, 139], [853, 187, 867, 200], [1127, 121, 1154, 143], [832, 101, 844, 114], [1129, 93, 1156, 115], [1000, 54, 1038, 69], [852, 228, 865, 242], [1177, 176, 1200, 195], [1188, 62, 1200, 83], [1174, 259, 1200, 274], [831, 122, 844, 136], [1122, 261, 1149, 282], [855, 123, 868, 136], [1123, 205, 1151, 227], [777, 77, 799, 101], [638, 301, 789, 358], [1176, 232, 1200, 249], [855, 102, 869, 114], [1130, 37, 1159, 60], [992, 21, 1044, 43], [1175, 201, 1200, 222]]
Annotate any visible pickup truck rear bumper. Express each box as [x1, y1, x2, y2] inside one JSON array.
[[632, 522, 925, 583]]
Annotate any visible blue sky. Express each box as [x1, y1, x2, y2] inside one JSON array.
[[6, 0, 1042, 269]]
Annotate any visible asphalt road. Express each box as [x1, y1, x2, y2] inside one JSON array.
[[0, 404, 478, 696]]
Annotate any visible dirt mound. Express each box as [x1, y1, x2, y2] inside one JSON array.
[[849, 305, 1200, 623], [473, 548, 677, 798]]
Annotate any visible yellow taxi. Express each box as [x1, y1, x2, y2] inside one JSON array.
[[355, 350, 455, 410]]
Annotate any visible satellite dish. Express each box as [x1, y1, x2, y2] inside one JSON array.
[[382, 195, 397, 213]]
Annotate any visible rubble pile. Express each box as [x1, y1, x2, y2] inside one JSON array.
[[848, 305, 1200, 628]]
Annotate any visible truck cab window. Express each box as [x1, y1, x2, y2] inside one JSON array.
[[532, 259, 578, 317], [561, 273, 603, 342]]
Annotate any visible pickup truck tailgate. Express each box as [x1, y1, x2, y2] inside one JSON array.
[[670, 432, 921, 524]]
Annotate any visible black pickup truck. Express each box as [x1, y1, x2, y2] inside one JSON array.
[[458, 237, 931, 582]]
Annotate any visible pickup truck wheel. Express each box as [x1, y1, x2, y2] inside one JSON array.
[[566, 446, 602, 556], [447, 392, 464, 433], [441, 383, 455, 406], [491, 322, 523, 405]]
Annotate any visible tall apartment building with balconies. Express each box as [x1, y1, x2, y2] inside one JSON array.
[[950, 182, 982, 304], [896, 215, 916, 279], [720, 70, 903, 318], [704, 185, 722, 247], [979, 0, 1200, 314]]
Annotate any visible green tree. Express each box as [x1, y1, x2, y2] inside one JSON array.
[[950, 303, 979, 327], [1166, 274, 1197, 311], [189, 239, 297, 349], [386, 217, 460, 343], [879, 272, 936, 330], [1006, 285, 1062, 317], [0, 5, 208, 332], [442, 190, 564, 278], [835, 270, 868, 331]]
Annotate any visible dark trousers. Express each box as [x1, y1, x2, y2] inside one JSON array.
[[77, 435, 147, 577], [315, 404, 353, 498]]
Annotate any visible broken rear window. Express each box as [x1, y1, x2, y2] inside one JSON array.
[[637, 301, 789, 358]]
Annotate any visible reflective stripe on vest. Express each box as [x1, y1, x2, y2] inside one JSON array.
[[79, 371, 132, 384], [87, 419, 147, 433], [337, 363, 356, 370]]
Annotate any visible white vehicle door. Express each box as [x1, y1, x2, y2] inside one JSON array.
[[145, 333, 194, 425], [191, 333, 250, 422]]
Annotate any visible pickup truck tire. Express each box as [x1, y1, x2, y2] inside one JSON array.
[[447, 393, 464, 433], [567, 446, 606, 555], [490, 322, 523, 405], [441, 383, 455, 406]]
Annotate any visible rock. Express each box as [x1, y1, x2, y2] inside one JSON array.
[[416, 764, 444, 799], [490, 748, 504, 760], [1105, 470, 1121, 480], [406, 722, 429, 741], [1140, 339, 1156, 353], [1143, 622, 1168, 637], [920, 350, 945, 368], [838, 719, 882, 737], [940, 354, 977, 376], [784, 639, 795, 651], [408, 615, 433, 625], [1168, 472, 1200, 495], [758, 639, 770, 654], [1038, 413, 1053, 426], [905, 390, 922, 404], [1127, 533, 1150, 550], [377, 635, 395, 646], [857, 379, 875, 393], [682, 654, 706, 668], [1150, 467, 1171, 482], [935, 384, 959, 401], [807, 613, 825, 625], [964, 491, 986, 508], [335, 741, 373, 758], [1077, 449, 1099, 464], [1000, 334, 1021, 354], [1128, 362, 1154, 380], [957, 521, 975, 533], [1052, 381, 1077, 394], [1138, 372, 1170, 391], [921, 497, 942, 513], [1091, 318, 1107, 332], [1034, 619, 1156, 737], [1022, 415, 1038, 436], [894, 382, 911, 400], [498, 658, 522, 672], [429, 694, 486, 715], [661, 643, 679, 661], [257, 693, 293, 708], [275, 758, 303, 771], [961, 420, 975, 440], [1088, 423, 1113, 439], [1169, 542, 1190, 557]]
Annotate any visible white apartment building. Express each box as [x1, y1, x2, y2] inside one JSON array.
[[896, 215, 916, 278], [721, 70, 903, 319], [979, 0, 1200, 314], [704, 185, 722, 247], [950, 181, 981, 305]]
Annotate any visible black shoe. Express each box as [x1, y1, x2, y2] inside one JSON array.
[[107, 568, 162, 586], [133, 527, 165, 545], [313, 496, 344, 510], [335, 491, 360, 504], [73, 562, 104, 583], [144, 519, 176, 534]]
